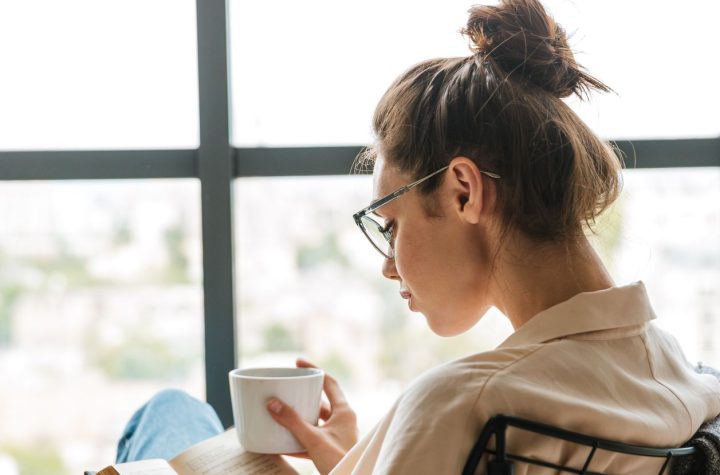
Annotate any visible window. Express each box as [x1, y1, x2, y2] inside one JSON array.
[[0, 0, 199, 150], [590, 167, 720, 366], [0, 1, 717, 473], [0, 180, 203, 475], [229, 0, 720, 146]]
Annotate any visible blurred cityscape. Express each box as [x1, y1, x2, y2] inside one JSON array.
[[0, 181, 205, 475], [0, 168, 718, 474]]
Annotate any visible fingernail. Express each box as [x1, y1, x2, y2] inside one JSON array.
[[268, 399, 282, 414]]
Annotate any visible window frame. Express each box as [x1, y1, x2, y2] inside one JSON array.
[[0, 0, 718, 427]]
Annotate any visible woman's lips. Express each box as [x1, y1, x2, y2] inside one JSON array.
[[400, 290, 411, 300]]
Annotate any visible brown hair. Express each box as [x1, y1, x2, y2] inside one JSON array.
[[357, 0, 623, 242]]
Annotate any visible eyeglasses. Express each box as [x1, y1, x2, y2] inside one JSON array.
[[353, 165, 501, 259]]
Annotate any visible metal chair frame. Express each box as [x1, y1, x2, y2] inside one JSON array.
[[462, 415, 696, 475]]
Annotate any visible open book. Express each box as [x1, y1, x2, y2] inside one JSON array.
[[91, 430, 298, 475]]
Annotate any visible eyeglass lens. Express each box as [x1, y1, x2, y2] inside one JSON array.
[[360, 214, 392, 258]]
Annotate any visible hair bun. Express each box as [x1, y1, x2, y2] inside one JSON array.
[[462, 0, 612, 99]]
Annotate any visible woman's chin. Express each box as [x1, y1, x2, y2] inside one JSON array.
[[424, 315, 464, 337], [423, 309, 486, 337]]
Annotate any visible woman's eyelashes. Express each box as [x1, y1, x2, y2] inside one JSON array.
[[381, 220, 396, 244]]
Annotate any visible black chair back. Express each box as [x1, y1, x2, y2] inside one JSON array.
[[462, 415, 696, 475]]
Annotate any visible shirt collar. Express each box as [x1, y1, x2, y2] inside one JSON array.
[[498, 281, 656, 348]]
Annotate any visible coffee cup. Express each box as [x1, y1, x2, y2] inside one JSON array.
[[228, 367, 324, 454]]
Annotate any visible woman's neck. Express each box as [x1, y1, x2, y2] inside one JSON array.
[[491, 233, 614, 331]]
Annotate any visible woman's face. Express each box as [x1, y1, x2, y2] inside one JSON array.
[[371, 156, 494, 336]]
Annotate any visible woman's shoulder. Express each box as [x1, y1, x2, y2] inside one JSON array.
[[399, 345, 543, 410], [375, 346, 545, 460]]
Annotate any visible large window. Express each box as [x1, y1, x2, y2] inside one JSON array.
[[0, 1, 718, 474]]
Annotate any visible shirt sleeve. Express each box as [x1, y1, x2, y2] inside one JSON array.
[[368, 364, 491, 475]]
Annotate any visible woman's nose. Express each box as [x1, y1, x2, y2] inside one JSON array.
[[381, 256, 399, 281]]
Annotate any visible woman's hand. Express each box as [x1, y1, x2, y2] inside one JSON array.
[[267, 358, 358, 475]]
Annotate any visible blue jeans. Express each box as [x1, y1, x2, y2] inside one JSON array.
[[116, 389, 225, 463]]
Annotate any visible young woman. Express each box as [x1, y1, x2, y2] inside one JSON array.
[[116, 0, 720, 473]]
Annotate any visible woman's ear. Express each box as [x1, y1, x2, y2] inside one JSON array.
[[446, 157, 494, 225]]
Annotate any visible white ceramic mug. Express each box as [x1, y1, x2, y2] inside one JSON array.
[[228, 367, 324, 454]]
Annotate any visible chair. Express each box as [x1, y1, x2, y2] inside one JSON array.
[[462, 415, 696, 475]]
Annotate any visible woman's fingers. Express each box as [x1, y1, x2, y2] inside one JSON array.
[[296, 358, 317, 369], [267, 398, 321, 452], [284, 452, 311, 460], [322, 373, 349, 409], [295, 359, 331, 419], [267, 380, 357, 475], [319, 401, 332, 421], [295, 358, 349, 411]]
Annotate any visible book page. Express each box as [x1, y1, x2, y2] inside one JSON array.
[[111, 459, 177, 475], [169, 430, 298, 475]]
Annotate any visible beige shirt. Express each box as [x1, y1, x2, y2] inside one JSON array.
[[331, 282, 720, 475]]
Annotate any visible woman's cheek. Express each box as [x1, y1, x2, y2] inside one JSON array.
[[393, 244, 415, 282], [393, 251, 408, 280]]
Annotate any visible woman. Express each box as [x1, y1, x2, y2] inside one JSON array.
[[117, 0, 720, 473]]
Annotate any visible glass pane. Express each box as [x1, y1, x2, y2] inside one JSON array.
[[229, 0, 719, 146], [0, 0, 199, 150], [0, 180, 204, 475], [590, 167, 720, 366], [563, 1, 720, 140], [236, 169, 720, 436]]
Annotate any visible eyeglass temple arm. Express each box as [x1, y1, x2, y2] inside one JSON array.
[[362, 166, 449, 214], [406, 166, 500, 186], [363, 187, 410, 214], [356, 166, 500, 218]]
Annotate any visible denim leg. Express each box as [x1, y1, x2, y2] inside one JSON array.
[[116, 389, 225, 463]]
